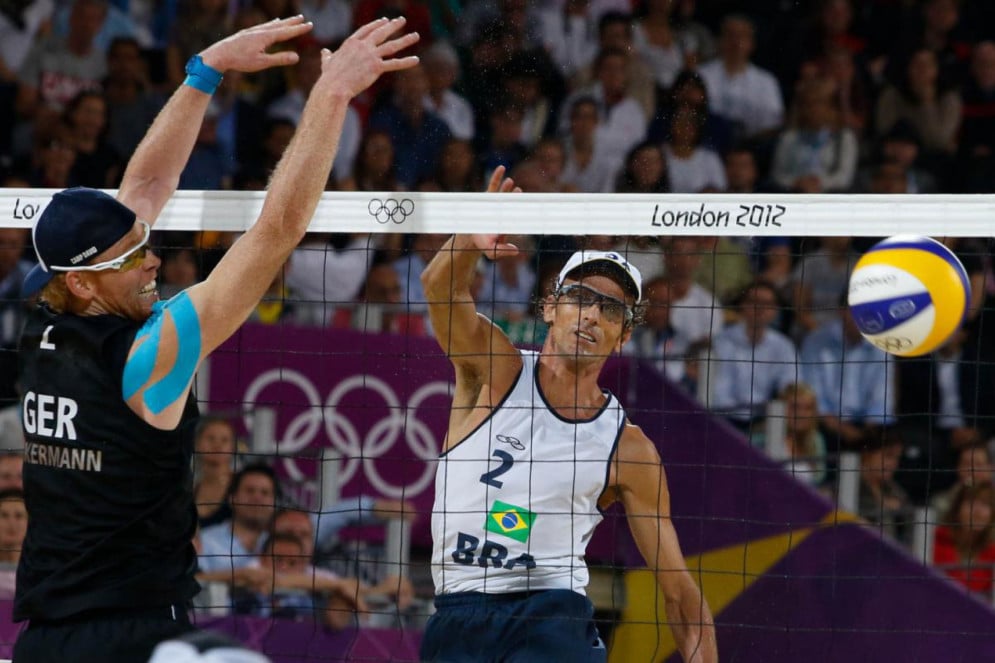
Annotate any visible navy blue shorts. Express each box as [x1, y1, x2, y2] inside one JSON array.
[[420, 589, 606, 663], [14, 604, 194, 663]]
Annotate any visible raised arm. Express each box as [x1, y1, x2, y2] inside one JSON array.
[[116, 17, 314, 224], [123, 18, 420, 429], [420, 168, 523, 427], [609, 426, 718, 663]]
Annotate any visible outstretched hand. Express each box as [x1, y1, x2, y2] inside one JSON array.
[[471, 166, 522, 260], [200, 16, 315, 73], [318, 17, 421, 100]]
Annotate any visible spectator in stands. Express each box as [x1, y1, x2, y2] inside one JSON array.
[[859, 121, 938, 194], [560, 96, 621, 193], [708, 280, 797, 431], [934, 481, 995, 596], [165, 0, 231, 88], [60, 90, 120, 187], [299, 0, 352, 45], [959, 41, 995, 193], [0, 408, 24, 452], [530, 137, 572, 192], [477, 235, 536, 339], [285, 234, 377, 326], [886, 0, 971, 90], [177, 100, 231, 189], [237, 532, 365, 630], [369, 64, 451, 189], [433, 138, 482, 192], [663, 103, 726, 193], [0, 227, 32, 405], [159, 246, 200, 300], [632, 0, 689, 90], [932, 445, 995, 522], [501, 52, 557, 150], [198, 463, 279, 578], [694, 235, 753, 306], [627, 275, 696, 391], [0, 0, 55, 158], [648, 69, 731, 154], [16, 0, 107, 139], [28, 125, 77, 188], [477, 101, 528, 176], [422, 41, 474, 141], [193, 416, 238, 527], [394, 234, 448, 317], [755, 382, 827, 486], [858, 427, 913, 544], [770, 79, 858, 193], [572, 12, 655, 121], [875, 48, 961, 156], [268, 41, 362, 186], [340, 129, 398, 192], [333, 261, 426, 336], [0, 489, 26, 599], [697, 14, 784, 141], [614, 140, 668, 194], [272, 507, 414, 620], [820, 46, 871, 135], [662, 235, 720, 347], [724, 146, 760, 194], [559, 48, 647, 167], [102, 37, 165, 161], [791, 236, 856, 338], [0, 454, 23, 492], [669, 0, 715, 63], [801, 299, 895, 450], [535, 0, 598, 80]]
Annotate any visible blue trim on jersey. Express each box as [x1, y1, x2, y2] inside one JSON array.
[[122, 292, 202, 414]]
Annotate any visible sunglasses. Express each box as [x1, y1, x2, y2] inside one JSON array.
[[49, 222, 151, 274], [556, 284, 633, 325]]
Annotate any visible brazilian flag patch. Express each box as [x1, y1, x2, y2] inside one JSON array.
[[485, 500, 537, 543]]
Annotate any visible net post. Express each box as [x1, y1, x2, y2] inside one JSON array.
[[249, 407, 278, 456], [320, 448, 342, 510], [763, 399, 788, 462], [837, 452, 861, 514], [911, 505, 935, 565]]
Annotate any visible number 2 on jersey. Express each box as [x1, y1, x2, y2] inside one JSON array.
[[479, 449, 514, 488]]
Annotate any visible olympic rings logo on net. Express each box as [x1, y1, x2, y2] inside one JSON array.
[[367, 198, 414, 224], [242, 370, 451, 498]]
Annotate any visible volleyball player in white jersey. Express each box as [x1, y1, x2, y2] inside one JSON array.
[[419, 168, 717, 663]]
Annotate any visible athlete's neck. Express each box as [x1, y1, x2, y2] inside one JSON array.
[[536, 351, 607, 419]]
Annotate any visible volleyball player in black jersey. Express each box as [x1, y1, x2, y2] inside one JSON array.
[[13, 17, 418, 663]]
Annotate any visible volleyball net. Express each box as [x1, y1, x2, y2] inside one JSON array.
[[3, 189, 995, 661]]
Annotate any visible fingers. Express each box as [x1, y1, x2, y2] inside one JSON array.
[[381, 55, 421, 72], [266, 20, 314, 42], [268, 50, 300, 67], [487, 166, 506, 192], [377, 31, 420, 57], [369, 15, 408, 43], [352, 16, 391, 41], [499, 177, 518, 193]]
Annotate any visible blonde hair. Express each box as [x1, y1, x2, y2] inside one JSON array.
[[38, 274, 72, 313]]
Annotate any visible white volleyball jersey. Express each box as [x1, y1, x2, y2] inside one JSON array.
[[431, 350, 626, 595]]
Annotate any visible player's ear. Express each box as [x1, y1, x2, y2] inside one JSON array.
[[616, 327, 632, 354], [65, 272, 94, 301]]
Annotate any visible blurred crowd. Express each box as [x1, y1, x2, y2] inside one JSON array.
[[2, 0, 995, 619]]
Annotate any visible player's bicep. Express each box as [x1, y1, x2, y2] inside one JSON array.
[[122, 291, 203, 428]]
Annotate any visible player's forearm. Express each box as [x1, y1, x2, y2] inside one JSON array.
[[256, 86, 350, 244], [667, 592, 718, 663], [117, 84, 213, 223], [421, 235, 482, 303]]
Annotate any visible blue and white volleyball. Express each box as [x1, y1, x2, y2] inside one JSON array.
[[847, 235, 970, 357]]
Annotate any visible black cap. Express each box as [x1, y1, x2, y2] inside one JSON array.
[[23, 188, 137, 296]]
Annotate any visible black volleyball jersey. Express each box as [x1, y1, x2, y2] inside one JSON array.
[[14, 305, 200, 622]]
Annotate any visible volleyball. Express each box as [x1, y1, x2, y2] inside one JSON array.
[[848, 235, 970, 357]]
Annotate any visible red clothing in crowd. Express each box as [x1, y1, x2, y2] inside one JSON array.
[[933, 525, 995, 594]]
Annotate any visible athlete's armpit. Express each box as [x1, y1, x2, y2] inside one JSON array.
[[122, 291, 202, 417]]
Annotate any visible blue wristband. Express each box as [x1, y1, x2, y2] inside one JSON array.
[[184, 54, 223, 95]]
